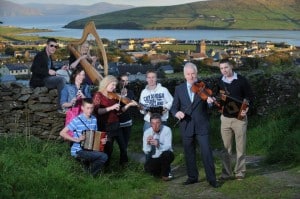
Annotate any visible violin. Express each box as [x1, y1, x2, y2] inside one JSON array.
[[191, 81, 221, 108], [107, 92, 143, 110]]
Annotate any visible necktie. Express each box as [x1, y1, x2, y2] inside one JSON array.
[[150, 145, 156, 156], [188, 85, 194, 102]]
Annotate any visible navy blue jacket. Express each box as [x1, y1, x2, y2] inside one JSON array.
[[171, 82, 210, 137]]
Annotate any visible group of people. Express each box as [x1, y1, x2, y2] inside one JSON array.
[[30, 38, 254, 187]]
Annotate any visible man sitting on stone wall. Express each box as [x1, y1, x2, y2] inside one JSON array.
[[29, 38, 67, 113]]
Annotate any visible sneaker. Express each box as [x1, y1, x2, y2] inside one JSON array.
[[218, 176, 233, 181], [235, 176, 244, 181], [168, 172, 174, 179]]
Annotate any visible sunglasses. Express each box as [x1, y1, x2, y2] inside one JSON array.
[[49, 44, 59, 49]]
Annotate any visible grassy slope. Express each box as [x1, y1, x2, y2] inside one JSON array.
[[65, 0, 300, 30]]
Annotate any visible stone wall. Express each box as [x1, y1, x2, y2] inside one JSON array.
[[0, 70, 299, 140], [0, 83, 65, 139]]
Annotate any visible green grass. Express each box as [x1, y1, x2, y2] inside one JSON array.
[[65, 0, 300, 30], [0, 136, 164, 199], [1, 104, 299, 198]]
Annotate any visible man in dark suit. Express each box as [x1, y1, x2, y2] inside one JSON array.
[[170, 62, 219, 188]]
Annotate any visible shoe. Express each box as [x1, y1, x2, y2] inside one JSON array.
[[209, 181, 221, 188], [218, 176, 233, 181], [182, 179, 199, 185], [235, 176, 244, 181], [168, 172, 174, 179], [162, 176, 171, 181]]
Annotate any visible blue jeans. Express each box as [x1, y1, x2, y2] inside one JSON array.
[[76, 150, 108, 176], [44, 75, 66, 107]]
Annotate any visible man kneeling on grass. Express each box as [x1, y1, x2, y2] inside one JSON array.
[[60, 98, 108, 177], [143, 113, 174, 181]]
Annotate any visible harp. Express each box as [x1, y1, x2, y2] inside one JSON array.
[[68, 21, 108, 85]]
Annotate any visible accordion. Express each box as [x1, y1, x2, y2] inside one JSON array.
[[81, 130, 106, 152]]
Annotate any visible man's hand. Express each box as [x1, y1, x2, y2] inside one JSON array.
[[175, 111, 185, 120], [49, 69, 56, 76]]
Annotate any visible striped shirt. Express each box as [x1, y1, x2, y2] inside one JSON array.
[[67, 113, 98, 157]]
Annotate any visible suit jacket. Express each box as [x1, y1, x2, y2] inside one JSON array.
[[29, 49, 54, 87], [170, 82, 210, 137]]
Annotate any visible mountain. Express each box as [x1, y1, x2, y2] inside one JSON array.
[[64, 0, 300, 30], [0, 0, 134, 17], [26, 2, 134, 16], [0, 0, 41, 16]]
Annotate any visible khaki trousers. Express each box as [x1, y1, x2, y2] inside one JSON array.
[[220, 115, 248, 178]]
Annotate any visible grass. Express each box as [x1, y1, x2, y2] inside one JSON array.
[[65, 0, 300, 30], [0, 105, 299, 198]]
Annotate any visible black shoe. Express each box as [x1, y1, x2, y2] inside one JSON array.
[[209, 181, 220, 188], [182, 179, 199, 185], [218, 176, 234, 182]]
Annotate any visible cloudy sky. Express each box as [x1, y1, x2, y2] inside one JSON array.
[[9, 0, 205, 7]]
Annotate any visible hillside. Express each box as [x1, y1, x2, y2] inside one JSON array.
[[0, 0, 41, 16], [64, 0, 300, 30]]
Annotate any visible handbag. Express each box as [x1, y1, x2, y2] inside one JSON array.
[[65, 104, 82, 137]]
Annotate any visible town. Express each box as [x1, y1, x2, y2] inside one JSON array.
[[0, 37, 299, 84]]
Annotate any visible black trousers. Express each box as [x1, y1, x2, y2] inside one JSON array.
[[104, 128, 128, 165], [144, 151, 174, 177]]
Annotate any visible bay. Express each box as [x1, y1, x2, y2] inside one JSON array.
[[2, 15, 300, 46]]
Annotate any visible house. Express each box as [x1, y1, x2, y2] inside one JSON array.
[[5, 63, 29, 76], [159, 65, 174, 74]]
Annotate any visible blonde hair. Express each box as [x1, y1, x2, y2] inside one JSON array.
[[78, 41, 90, 52], [99, 75, 118, 92]]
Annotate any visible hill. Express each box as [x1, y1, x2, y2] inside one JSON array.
[[64, 0, 300, 30], [0, 0, 134, 17], [0, 0, 41, 16]]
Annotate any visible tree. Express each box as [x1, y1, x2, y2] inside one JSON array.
[[170, 54, 184, 72], [5, 46, 14, 56], [139, 54, 151, 65], [121, 54, 134, 64]]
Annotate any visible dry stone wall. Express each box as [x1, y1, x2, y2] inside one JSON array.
[[0, 70, 299, 140], [0, 83, 65, 139]]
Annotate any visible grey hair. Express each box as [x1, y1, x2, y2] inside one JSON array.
[[184, 62, 198, 74]]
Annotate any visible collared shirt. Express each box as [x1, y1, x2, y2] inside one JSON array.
[[143, 125, 173, 158], [222, 72, 238, 84], [186, 83, 194, 102], [67, 113, 97, 157]]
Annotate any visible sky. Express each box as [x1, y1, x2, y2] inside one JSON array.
[[8, 0, 205, 7]]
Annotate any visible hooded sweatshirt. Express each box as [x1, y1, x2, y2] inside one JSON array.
[[139, 83, 173, 122]]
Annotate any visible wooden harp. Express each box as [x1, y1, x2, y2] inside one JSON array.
[[67, 21, 108, 85]]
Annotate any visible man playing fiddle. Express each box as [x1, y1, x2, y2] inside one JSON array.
[[217, 58, 254, 181], [170, 62, 219, 188]]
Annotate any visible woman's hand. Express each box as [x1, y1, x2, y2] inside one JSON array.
[[109, 103, 120, 111], [77, 89, 85, 99]]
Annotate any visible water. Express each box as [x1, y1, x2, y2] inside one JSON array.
[[2, 15, 300, 46]]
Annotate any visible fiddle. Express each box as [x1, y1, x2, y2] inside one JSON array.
[[107, 92, 143, 110], [191, 81, 221, 108]]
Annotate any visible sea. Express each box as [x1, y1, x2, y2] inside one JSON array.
[[2, 15, 300, 46]]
